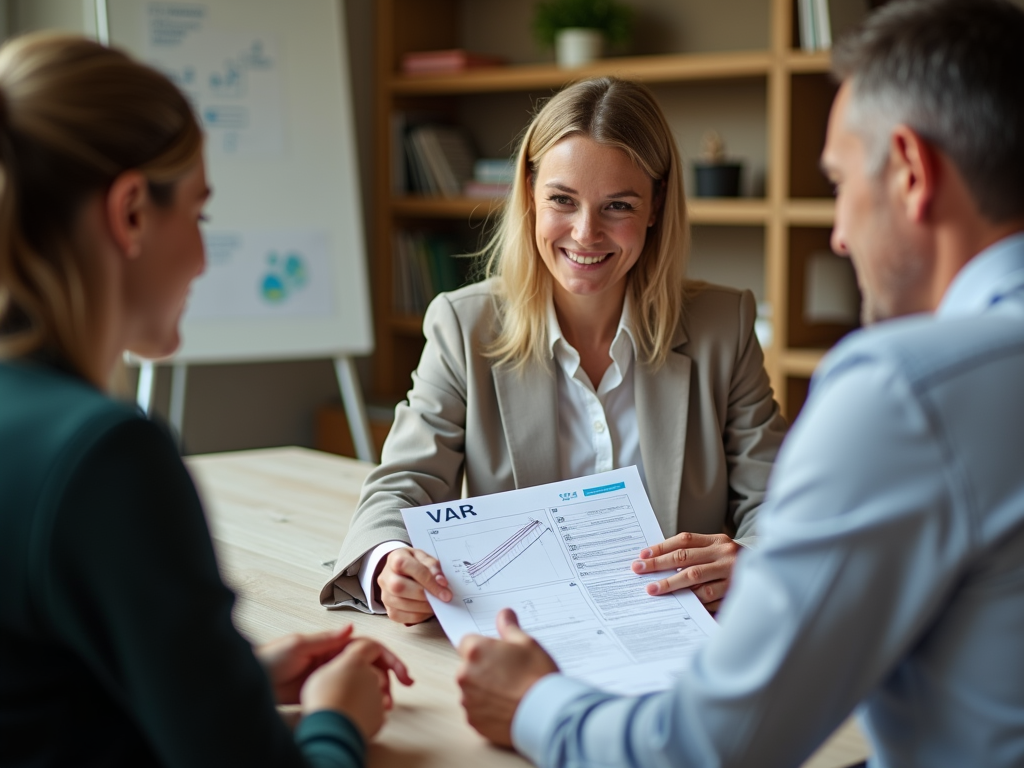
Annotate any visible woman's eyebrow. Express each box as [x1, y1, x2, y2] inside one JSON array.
[[543, 182, 641, 198]]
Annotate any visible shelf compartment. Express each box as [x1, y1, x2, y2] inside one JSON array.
[[789, 72, 839, 198], [390, 51, 773, 96], [787, 226, 860, 349]]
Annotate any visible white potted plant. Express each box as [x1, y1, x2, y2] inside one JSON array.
[[532, 0, 633, 68]]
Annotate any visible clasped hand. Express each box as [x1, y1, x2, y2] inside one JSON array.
[[256, 625, 413, 739], [630, 530, 740, 612]]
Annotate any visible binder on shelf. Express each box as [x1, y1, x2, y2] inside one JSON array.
[[797, 0, 818, 51], [462, 156, 514, 198], [405, 131, 438, 195], [473, 157, 515, 185], [405, 124, 477, 198], [392, 230, 473, 315]]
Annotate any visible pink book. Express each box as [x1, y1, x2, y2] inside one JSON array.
[[401, 49, 506, 74]]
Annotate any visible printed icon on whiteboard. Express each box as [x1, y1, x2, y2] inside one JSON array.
[[260, 251, 308, 304]]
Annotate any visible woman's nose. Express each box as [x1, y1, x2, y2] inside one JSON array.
[[572, 210, 601, 245]]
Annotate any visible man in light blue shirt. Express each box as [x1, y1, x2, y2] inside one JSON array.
[[455, 1, 1024, 766]]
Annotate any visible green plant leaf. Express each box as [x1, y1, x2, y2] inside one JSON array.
[[532, 0, 634, 48]]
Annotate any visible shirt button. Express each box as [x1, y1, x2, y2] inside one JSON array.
[[594, 421, 606, 433]]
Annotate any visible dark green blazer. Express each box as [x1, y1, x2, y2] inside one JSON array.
[[0, 360, 362, 768]]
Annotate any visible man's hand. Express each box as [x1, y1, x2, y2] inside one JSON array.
[[457, 609, 559, 747], [631, 531, 741, 612], [301, 638, 413, 740], [378, 547, 452, 625], [256, 625, 356, 705]]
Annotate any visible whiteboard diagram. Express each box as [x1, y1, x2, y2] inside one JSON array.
[[429, 511, 574, 593], [143, 3, 285, 157]]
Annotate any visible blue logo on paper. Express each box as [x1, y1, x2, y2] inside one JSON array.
[[558, 491, 578, 501], [583, 481, 626, 497]]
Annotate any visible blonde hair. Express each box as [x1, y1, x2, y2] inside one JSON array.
[[484, 77, 689, 370], [0, 33, 202, 382]]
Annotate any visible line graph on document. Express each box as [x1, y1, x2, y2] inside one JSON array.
[[429, 510, 575, 593]]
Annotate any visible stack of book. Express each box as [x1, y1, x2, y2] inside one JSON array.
[[401, 49, 506, 75], [392, 231, 473, 314], [797, 0, 873, 51], [404, 124, 477, 198], [463, 157, 515, 199]]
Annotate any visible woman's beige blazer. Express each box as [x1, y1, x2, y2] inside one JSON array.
[[321, 278, 787, 610]]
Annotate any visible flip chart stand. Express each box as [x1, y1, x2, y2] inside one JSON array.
[[135, 357, 376, 463]]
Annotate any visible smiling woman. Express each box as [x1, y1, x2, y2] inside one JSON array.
[[531, 135, 659, 383], [322, 77, 789, 628]]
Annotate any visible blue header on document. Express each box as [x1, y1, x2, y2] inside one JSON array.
[[583, 481, 626, 497]]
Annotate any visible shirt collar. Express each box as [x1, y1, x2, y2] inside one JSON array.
[[938, 232, 1024, 317], [547, 294, 637, 374]]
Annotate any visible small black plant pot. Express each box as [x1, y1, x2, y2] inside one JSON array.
[[693, 162, 742, 197]]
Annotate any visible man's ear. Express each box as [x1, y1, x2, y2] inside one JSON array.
[[889, 126, 938, 223], [105, 171, 149, 260]]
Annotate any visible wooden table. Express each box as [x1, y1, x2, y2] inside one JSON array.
[[186, 446, 871, 768]]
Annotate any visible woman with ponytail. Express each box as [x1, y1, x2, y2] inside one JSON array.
[[0, 33, 408, 768]]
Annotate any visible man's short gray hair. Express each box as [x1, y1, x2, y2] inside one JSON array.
[[831, 0, 1024, 222]]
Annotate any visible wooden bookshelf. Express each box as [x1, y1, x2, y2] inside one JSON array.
[[785, 199, 836, 225], [370, 0, 855, 418], [390, 51, 773, 95], [784, 50, 834, 73]]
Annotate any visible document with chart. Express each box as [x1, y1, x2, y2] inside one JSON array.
[[401, 466, 719, 695]]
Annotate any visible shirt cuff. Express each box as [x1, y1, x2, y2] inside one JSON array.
[[511, 673, 602, 766], [295, 710, 365, 768], [356, 540, 409, 613]]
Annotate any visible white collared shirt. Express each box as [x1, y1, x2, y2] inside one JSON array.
[[357, 295, 646, 613], [546, 296, 646, 490]]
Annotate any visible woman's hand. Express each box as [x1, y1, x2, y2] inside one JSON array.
[[301, 638, 413, 740], [256, 626, 356, 705], [631, 531, 741, 612], [378, 547, 452, 625]]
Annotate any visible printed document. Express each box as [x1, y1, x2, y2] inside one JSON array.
[[401, 466, 719, 695]]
